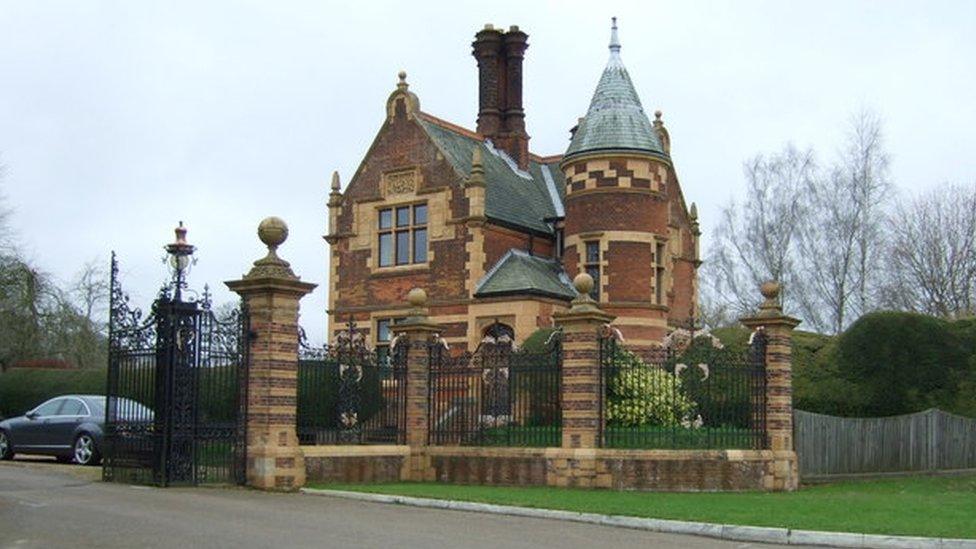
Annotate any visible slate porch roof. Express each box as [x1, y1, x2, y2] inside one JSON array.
[[474, 249, 575, 301], [415, 113, 565, 235]]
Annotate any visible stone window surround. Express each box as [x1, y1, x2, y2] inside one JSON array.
[[571, 231, 609, 303], [565, 231, 673, 305], [369, 198, 429, 272], [376, 202, 428, 268], [347, 167, 450, 271]]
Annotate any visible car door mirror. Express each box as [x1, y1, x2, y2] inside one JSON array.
[[25, 411, 38, 420]]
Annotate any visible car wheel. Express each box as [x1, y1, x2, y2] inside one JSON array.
[[0, 430, 13, 460], [73, 433, 101, 466]]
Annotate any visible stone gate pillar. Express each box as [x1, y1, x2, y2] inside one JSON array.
[[390, 288, 440, 481], [226, 217, 316, 491], [553, 273, 615, 450], [740, 281, 801, 491]]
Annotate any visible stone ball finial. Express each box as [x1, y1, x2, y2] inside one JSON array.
[[258, 217, 289, 249], [574, 272, 594, 296], [654, 109, 663, 120], [407, 287, 427, 308], [760, 280, 780, 301], [398, 70, 407, 83]]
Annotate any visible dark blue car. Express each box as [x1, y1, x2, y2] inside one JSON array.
[[0, 394, 150, 466]]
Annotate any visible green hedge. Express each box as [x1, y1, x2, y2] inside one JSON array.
[[714, 315, 976, 418], [297, 359, 384, 431], [520, 328, 559, 354], [0, 368, 107, 419], [832, 312, 971, 416]]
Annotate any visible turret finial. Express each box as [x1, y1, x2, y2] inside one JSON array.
[[397, 70, 408, 91], [609, 17, 621, 54], [331, 171, 341, 192]]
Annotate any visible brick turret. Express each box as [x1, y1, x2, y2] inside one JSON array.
[[560, 18, 699, 346]]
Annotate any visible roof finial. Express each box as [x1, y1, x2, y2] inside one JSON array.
[[331, 170, 341, 192], [468, 147, 486, 187], [397, 70, 408, 91], [609, 16, 621, 54]]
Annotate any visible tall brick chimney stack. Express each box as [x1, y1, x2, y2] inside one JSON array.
[[472, 24, 530, 170], [473, 25, 504, 138]]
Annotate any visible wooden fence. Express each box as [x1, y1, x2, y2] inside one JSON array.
[[794, 408, 976, 480]]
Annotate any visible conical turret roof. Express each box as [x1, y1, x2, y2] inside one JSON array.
[[564, 18, 665, 160]]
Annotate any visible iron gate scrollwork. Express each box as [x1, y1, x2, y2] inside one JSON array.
[[598, 324, 768, 450], [428, 322, 562, 447], [297, 318, 407, 445], [104, 244, 249, 486]]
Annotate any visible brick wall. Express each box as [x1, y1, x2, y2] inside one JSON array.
[[561, 154, 699, 342], [605, 241, 653, 302], [303, 446, 786, 492]]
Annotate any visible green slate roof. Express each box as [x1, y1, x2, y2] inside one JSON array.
[[564, 21, 665, 160], [474, 249, 575, 300], [416, 116, 564, 235]]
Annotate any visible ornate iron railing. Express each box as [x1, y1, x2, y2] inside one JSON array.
[[598, 327, 767, 450], [296, 319, 407, 445], [428, 330, 562, 447]]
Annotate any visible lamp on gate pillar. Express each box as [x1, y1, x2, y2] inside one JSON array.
[[164, 221, 196, 302]]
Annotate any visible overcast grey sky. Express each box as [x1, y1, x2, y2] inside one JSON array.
[[1, 1, 974, 343]]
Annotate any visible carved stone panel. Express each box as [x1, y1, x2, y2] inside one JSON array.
[[385, 170, 417, 196]]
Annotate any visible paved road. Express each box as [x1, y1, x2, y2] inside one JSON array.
[[0, 462, 807, 549]]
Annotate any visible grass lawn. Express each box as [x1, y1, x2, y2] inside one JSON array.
[[311, 474, 976, 539]]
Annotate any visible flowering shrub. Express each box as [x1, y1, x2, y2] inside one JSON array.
[[605, 348, 697, 427]]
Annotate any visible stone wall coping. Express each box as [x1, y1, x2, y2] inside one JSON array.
[[298, 445, 792, 462], [552, 309, 616, 325], [389, 319, 441, 334], [301, 445, 411, 458], [423, 446, 781, 461], [225, 276, 317, 297], [739, 314, 801, 330]]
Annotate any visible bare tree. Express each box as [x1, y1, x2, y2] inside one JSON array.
[[702, 144, 814, 323], [0, 258, 60, 370], [843, 109, 892, 313], [0, 157, 14, 255], [794, 168, 860, 332], [71, 259, 110, 333], [880, 183, 976, 318], [793, 110, 892, 333]]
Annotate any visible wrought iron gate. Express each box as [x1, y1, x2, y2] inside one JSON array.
[[103, 245, 249, 486], [297, 318, 407, 445]]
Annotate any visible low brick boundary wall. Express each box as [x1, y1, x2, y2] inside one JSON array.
[[303, 446, 409, 483], [303, 445, 794, 491]]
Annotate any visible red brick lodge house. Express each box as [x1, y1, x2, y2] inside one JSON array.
[[325, 19, 701, 352]]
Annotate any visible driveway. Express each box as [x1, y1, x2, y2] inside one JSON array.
[[0, 461, 808, 548]]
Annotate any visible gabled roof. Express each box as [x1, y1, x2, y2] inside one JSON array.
[[416, 113, 565, 235], [474, 249, 575, 300], [564, 19, 665, 161]]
